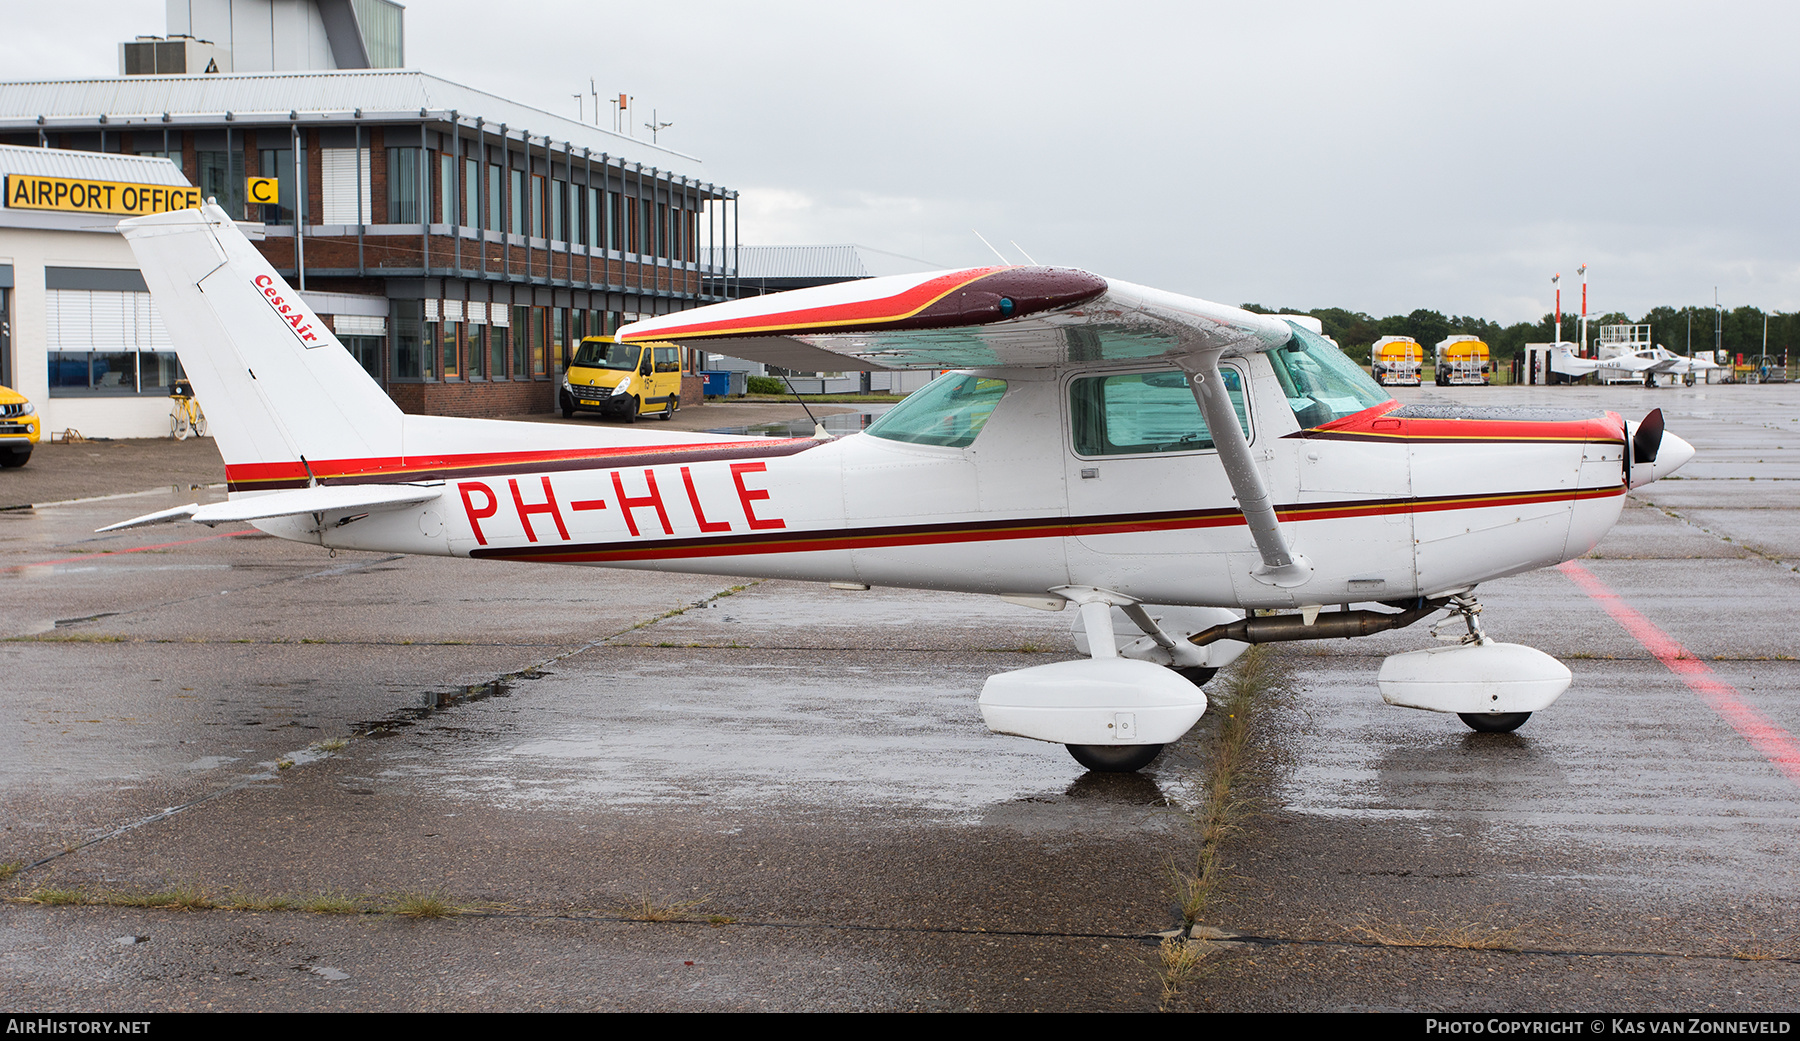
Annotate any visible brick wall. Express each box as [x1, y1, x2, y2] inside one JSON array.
[[386, 379, 557, 418]]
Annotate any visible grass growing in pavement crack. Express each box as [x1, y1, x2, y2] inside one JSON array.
[[620, 583, 755, 635], [1157, 644, 1292, 1011], [389, 889, 464, 919], [617, 895, 712, 922], [1353, 913, 1523, 951]]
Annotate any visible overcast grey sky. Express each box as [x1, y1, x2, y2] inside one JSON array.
[[6, 1, 1796, 323]]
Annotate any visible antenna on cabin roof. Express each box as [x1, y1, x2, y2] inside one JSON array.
[[972, 230, 1010, 265]]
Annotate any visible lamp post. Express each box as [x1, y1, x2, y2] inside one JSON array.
[[1553, 273, 1562, 345], [1578, 264, 1589, 358]]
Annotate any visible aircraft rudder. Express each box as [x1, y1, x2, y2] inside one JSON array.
[[121, 204, 403, 472]]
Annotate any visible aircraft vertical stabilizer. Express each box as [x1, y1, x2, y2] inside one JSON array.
[[118, 204, 403, 476]]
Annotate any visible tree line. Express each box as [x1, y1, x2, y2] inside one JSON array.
[[1239, 303, 1797, 366]]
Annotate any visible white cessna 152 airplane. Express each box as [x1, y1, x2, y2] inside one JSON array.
[[1553, 342, 1721, 386], [107, 204, 1693, 772]]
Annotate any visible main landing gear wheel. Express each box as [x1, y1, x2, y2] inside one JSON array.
[[1459, 711, 1531, 733], [1174, 666, 1217, 687], [1066, 743, 1165, 773]]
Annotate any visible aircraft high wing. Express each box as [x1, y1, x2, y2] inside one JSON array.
[[109, 203, 1694, 774]]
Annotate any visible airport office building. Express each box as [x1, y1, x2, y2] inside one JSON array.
[[0, 145, 213, 438], [0, 5, 739, 437]]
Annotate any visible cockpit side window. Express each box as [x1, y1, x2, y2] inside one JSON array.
[[1069, 367, 1248, 456], [865, 372, 1008, 448], [1267, 321, 1393, 428]]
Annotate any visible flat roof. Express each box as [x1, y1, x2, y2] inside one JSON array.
[[0, 69, 713, 183]]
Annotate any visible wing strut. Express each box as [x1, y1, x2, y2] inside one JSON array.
[[1180, 352, 1312, 588]]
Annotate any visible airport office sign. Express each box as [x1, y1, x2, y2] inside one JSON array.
[[4, 174, 201, 216]]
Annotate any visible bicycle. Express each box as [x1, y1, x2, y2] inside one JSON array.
[[170, 380, 207, 440]]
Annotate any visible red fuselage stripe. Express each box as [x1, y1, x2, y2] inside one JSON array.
[[223, 438, 818, 492]]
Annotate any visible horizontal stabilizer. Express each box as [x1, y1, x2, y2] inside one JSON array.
[[95, 503, 203, 532], [99, 484, 444, 532]]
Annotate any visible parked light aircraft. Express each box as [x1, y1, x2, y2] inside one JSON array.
[[1554, 343, 1720, 386], [106, 204, 1694, 772]]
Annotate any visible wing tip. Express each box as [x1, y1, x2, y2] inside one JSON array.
[[619, 265, 1107, 343]]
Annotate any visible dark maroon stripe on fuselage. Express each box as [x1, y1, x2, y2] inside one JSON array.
[[469, 484, 1620, 565]]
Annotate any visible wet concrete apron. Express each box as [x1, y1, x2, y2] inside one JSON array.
[[1, 387, 1797, 1011]]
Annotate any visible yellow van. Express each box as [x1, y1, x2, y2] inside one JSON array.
[[0, 385, 40, 467], [560, 337, 683, 422]]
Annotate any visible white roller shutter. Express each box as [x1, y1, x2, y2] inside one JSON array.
[[47, 290, 171, 351], [320, 148, 373, 225]]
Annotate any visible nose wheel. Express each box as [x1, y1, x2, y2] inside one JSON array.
[[1066, 743, 1165, 773], [1458, 712, 1531, 733]]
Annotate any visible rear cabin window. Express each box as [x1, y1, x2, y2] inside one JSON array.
[[1069, 367, 1247, 456], [865, 373, 1007, 448]]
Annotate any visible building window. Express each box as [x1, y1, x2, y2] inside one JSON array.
[[464, 157, 480, 229], [530, 175, 545, 239], [197, 150, 246, 219], [485, 304, 508, 378], [532, 307, 547, 375], [510, 169, 524, 235], [435, 153, 454, 225], [467, 323, 486, 379], [352, 0, 405, 67], [441, 320, 460, 378], [256, 148, 295, 225], [586, 186, 600, 249], [45, 289, 181, 397], [340, 335, 383, 379], [320, 147, 373, 225], [392, 299, 423, 378], [511, 306, 529, 378], [487, 164, 502, 232], [387, 147, 420, 223]]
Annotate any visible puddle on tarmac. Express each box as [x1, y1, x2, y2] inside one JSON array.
[[366, 658, 1184, 823]]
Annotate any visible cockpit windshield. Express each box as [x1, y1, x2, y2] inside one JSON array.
[[1266, 321, 1393, 428], [865, 372, 1008, 448], [571, 339, 641, 371]]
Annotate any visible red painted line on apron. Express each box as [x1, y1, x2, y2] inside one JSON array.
[[2, 528, 260, 573], [1558, 561, 1800, 784]]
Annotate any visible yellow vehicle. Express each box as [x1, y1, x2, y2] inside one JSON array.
[[0, 385, 40, 467], [1371, 335, 1423, 386], [1434, 335, 1492, 386], [560, 337, 684, 422]]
